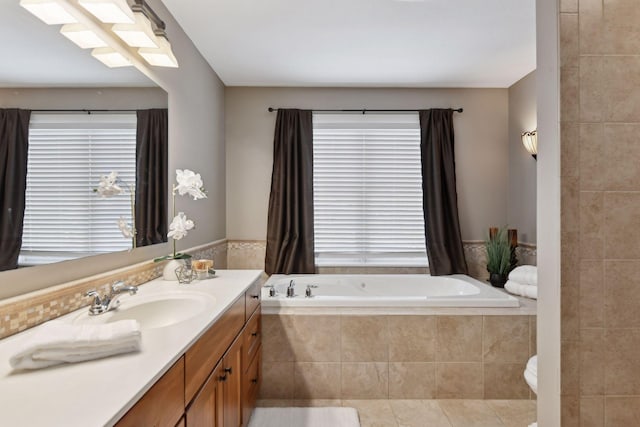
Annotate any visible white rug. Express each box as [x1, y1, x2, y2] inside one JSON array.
[[248, 407, 360, 427]]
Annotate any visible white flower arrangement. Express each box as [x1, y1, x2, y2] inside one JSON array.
[[154, 169, 207, 262], [95, 171, 136, 248]]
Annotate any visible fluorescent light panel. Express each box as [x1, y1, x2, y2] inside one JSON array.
[[112, 13, 158, 48], [91, 47, 132, 67], [61, 24, 107, 48], [20, 0, 77, 25], [78, 0, 134, 24]]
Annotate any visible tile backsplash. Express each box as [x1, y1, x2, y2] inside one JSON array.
[[0, 240, 227, 340]]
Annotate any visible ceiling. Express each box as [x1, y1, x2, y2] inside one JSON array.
[[162, 0, 536, 88], [0, 0, 155, 87]]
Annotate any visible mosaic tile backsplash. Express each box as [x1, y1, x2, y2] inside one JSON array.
[[0, 238, 535, 340], [0, 240, 227, 340]]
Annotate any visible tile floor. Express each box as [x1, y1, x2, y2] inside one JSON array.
[[257, 399, 536, 427]]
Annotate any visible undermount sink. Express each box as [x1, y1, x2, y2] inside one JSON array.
[[72, 291, 216, 330]]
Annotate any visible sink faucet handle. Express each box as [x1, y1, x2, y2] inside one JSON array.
[[111, 281, 138, 295], [85, 289, 102, 303]]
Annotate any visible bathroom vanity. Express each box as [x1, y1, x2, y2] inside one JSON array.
[[0, 270, 263, 427]]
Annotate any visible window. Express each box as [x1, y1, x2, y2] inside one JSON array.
[[20, 113, 137, 265], [313, 113, 427, 267]]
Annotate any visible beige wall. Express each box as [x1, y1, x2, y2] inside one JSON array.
[[0, 0, 225, 299], [225, 87, 509, 242], [559, 0, 640, 424], [0, 87, 167, 109], [507, 71, 537, 244]]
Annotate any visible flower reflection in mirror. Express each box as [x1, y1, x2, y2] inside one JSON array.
[[95, 171, 136, 248]]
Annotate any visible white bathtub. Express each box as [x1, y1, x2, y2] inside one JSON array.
[[262, 274, 519, 308]]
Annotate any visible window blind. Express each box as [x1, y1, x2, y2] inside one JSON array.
[[312, 113, 428, 267], [20, 113, 137, 265]]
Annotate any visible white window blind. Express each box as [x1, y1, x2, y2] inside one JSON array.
[[20, 113, 137, 265], [313, 113, 428, 267]]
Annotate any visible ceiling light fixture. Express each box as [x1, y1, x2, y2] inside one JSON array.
[[78, 0, 134, 24], [521, 130, 538, 160], [19, 0, 77, 25], [138, 36, 178, 68], [20, 0, 179, 68], [112, 13, 158, 48], [91, 47, 132, 67], [60, 23, 108, 48]]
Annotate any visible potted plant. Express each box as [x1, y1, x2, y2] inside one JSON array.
[[485, 227, 512, 287]]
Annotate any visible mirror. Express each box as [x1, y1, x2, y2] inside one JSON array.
[[0, 0, 168, 272]]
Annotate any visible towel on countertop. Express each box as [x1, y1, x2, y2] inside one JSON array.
[[508, 265, 537, 286], [505, 280, 537, 300], [10, 319, 141, 371]]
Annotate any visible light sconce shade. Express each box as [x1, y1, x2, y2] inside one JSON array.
[[112, 13, 159, 48], [78, 0, 135, 24], [521, 130, 538, 160], [20, 0, 77, 25], [138, 36, 178, 68], [91, 47, 132, 67], [61, 24, 108, 48]]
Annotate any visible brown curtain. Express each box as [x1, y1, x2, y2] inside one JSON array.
[[265, 109, 315, 275], [0, 109, 31, 271], [419, 109, 468, 275], [135, 109, 168, 247]]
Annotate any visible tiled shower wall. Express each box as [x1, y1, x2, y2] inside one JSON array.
[[227, 240, 537, 281], [0, 240, 227, 340], [560, 0, 640, 425], [260, 314, 536, 400]]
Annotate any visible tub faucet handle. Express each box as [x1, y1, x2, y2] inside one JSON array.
[[265, 285, 277, 297], [287, 280, 295, 298], [305, 285, 313, 298]]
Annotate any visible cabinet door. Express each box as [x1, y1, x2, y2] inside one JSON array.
[[242, 347, 261, 427], [223, 336, 244, 427], [186, 363, 225, 427]]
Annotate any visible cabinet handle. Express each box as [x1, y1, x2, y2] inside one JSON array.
[[251, 332, 258, 337], [224, 367, 233, 374], [251, 378, 258, 384], [251, 294, 260, 299], [219, 375, 227, 382]]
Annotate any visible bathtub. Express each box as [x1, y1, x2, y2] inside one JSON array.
[[262, 274, 519, 308]]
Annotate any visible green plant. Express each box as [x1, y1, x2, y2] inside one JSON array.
[[485, 227, 512, 275]]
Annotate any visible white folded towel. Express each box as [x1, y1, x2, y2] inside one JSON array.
[[505, 280, 538, 300], [508, 265, 538, 287], [10, 319, 141, 370]]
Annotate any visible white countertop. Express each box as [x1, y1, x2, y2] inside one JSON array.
[[0, 269, 263, 427]]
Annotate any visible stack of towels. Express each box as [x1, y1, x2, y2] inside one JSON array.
[[10, 319, 141, 370], [505, 265, 538, 300]]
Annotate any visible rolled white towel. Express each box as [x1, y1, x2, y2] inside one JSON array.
[[504, 280, 538, 300], [524, 355, 538, 395], [10, 319, 141, 370], [508, 265, 538, 287]]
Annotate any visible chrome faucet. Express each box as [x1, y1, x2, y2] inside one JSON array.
[[85, 281, 138, 315], [286, 280, 295, 298]]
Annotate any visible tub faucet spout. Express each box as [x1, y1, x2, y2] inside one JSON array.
[[287, 280, 295, 298]]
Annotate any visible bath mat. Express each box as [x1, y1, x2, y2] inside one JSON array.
[[247, 407, 360, 427]]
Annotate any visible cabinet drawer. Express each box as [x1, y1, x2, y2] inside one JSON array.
[[116, 357, 185, 427], [242, 347, 261, 426], [185, 296, 245, 404], [244, 280, 261, 321], [242, 309, 261, 372]]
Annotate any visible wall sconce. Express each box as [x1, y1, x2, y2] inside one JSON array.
[[20, 0, 178, 68], [521, 130, 538, 160]]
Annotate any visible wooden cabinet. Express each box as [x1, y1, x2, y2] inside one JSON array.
[[222, 336, 243, 427], [115, 279, 262, 427], [116, 357, 185, 427], [186, 363, 224, 427]]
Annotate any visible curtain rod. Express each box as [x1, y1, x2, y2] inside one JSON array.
[[267, 107, 463, 113], [31, 109, 137, 114]]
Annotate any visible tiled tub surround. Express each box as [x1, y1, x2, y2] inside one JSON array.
[[0, 239, 227, 340], [227, 239, 537, 281], [259, 312, 537, 401]]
